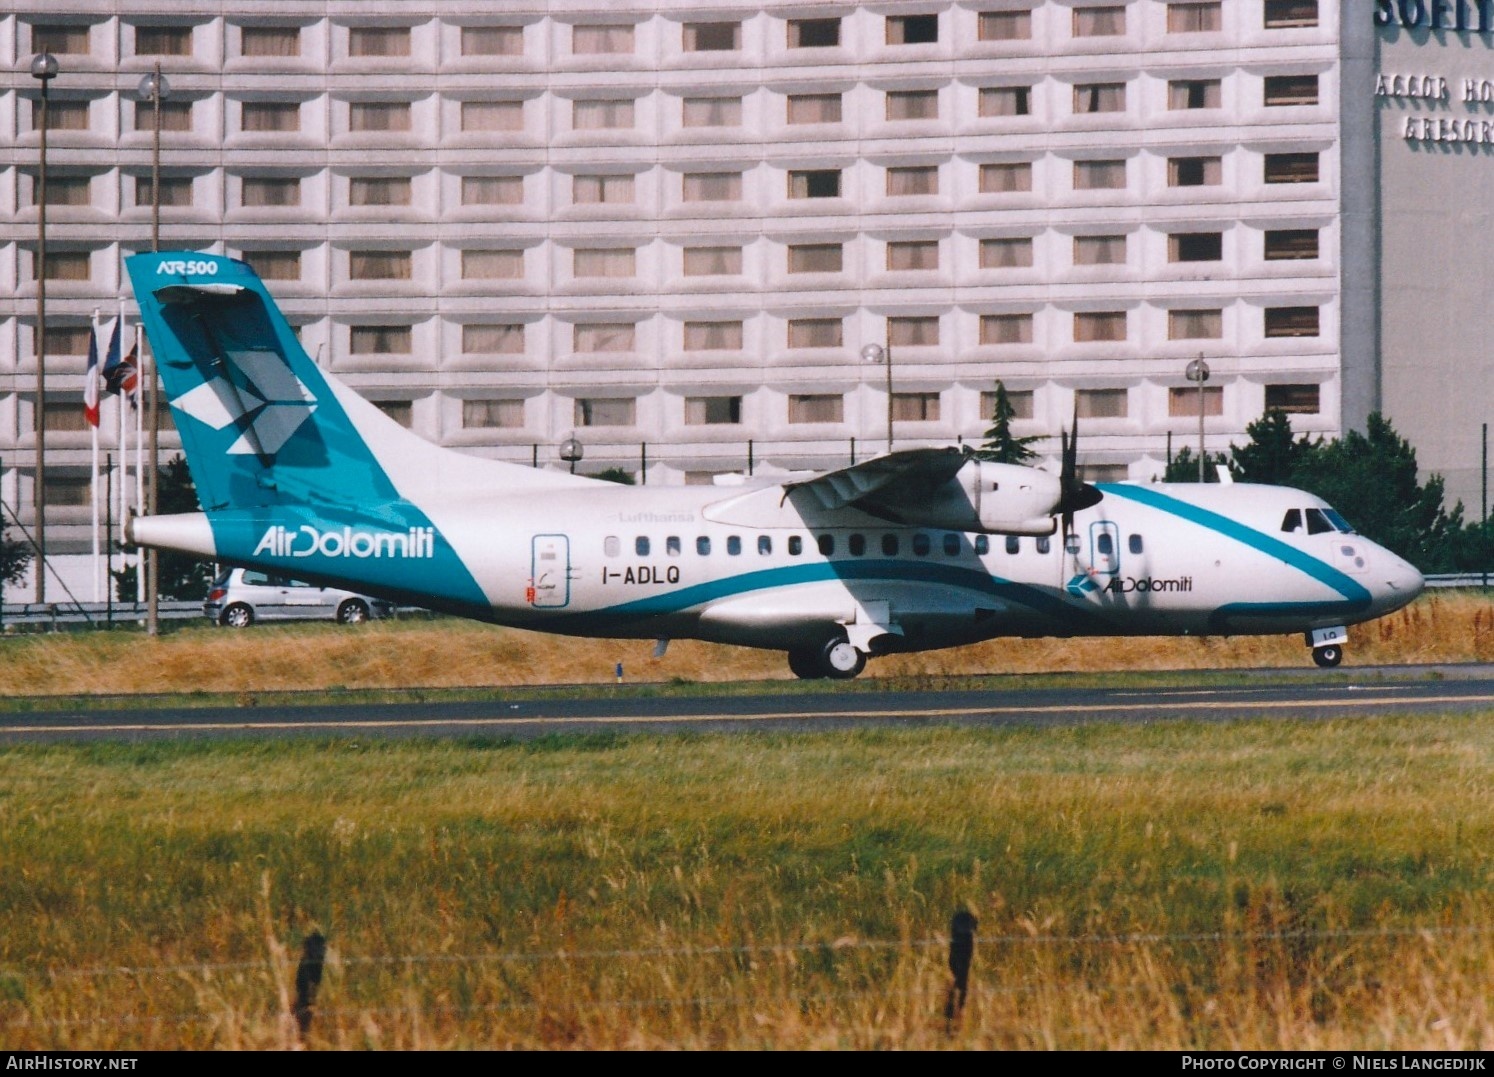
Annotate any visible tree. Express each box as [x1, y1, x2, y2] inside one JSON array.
[[973, 382, 1040, 465], [1228, 409, 1317, 486], [0, 517, 32, 590], [115, 455, 213, 602], [1162, 445, 1231, 482], [594, 467, 636, 485]]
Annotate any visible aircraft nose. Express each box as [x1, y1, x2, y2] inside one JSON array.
[[1378, 554, 1424, 609]]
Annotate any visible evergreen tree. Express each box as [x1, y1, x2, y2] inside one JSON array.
[[114, 455, 212, 602], [974, 382, 1040, 464], [1162, 445, 1230, 482], [0, 517, 32, 590], [1228, 409, 1317, 486], [594, 467, 636, 485]]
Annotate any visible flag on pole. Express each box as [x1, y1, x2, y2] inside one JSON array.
[[102, 320, 139, 405], [84, 323, 101, 428]]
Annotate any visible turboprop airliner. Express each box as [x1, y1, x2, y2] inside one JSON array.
[[124, 252, 1424, 677]]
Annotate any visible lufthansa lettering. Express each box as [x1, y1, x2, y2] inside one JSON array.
[[1375, 0, 1494, 33]]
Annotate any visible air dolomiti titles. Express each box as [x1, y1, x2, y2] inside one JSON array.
[[253, 524, 436, 559]]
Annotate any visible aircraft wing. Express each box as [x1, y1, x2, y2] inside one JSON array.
[[781, 447, 971, 513]]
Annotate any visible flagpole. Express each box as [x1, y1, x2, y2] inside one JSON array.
[[134, 324, 144, 606], [89, 308, 100, 602]]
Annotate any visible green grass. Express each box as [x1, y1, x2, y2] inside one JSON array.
[[5, 715, 1494, 1048]]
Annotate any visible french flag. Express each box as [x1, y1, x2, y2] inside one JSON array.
[[83, 321, 101, 428]]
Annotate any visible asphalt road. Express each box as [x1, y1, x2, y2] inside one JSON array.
[[4, 665, 1494, 743]]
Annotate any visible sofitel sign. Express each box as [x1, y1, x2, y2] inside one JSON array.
[[1375, 0, 1494, 32]]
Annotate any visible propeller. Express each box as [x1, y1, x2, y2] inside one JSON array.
[[1056, 405, 1103, 548]]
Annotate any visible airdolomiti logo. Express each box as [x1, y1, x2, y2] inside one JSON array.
[[254, 524, 436, 559], [171, 348, 317, 456]]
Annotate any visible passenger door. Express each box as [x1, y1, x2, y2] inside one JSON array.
[[530, 534, 571, 608]]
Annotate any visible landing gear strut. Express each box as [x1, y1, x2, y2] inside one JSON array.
[[787, 635, 868, 680]]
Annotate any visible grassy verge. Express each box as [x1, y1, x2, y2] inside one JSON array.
[[4, 715, 1494, 1049]]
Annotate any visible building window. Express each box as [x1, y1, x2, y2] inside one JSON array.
[[1074, 235, 1127, 266], [136, 176, 192, 208], [1169, 156, 1222, 187], [787, 94, 841, 124], [683, 321, 744, 351], [460, 101, 523, 132], [682, 172, 742, 202], [349, 251, 411, 280], [242, 26, 301, 57], [1074, 83, 1126, 113], [1168, 309, 1223, 339], [788, 170, 841, 199], [349, 27, 410, 57], [979, 86, 1032, 117], [1264, 152, 1319, 183], [788, 394, 843, 423], [575, 398, 636, 426], [887, 166, 938, 196], [574, 323, 636, 352], [30, 24, 91, 55], [461, 26, 523, 56], [39, 176, 90, 207], [242, 101, 300, 133], [462, 324, 525, 354], [573, 99, 634, 130], [981, 388, 1034, 420], [887, 14, 939, 45], [1264, 75, 1319, 106], [685, 396, 743, 425], [788, 244, 843, 273], [888, 241, 939, 271], [349, 103, 411, 132], [684, 22, 739, 51], [886, 90, 938, 121], [573, 248, 636, 278], [39, 101, 89, 131], [787, 319, 843, 348], [1168, 3, 1222, 32], [1075, 312, 1127, 342], [1265, 1, 1319, 29], [1168, 386, 1223, 417], [135, 100, 192, 132], [1076, 389, 1128, 419], [980, 238, 1033, 269], [462, 176, 523, 205], [1168, 79, 1221, 110], [573, 24, 634, 54], [978, 10, 1032, 40], [244, 250, 301, 281], [349, 177, 411, 206], [461, 249, 524, 280], [242, 177, 300, 207], [979, 162, 1032, 193], [1073, 6, 1126, 36], [683, 246, 742, 276], [889, 316, 939, 347], [372, 401, 411, 428], [980, 314, 1033, 345], [573, 175, 635, 205], [1264, 229, 1319, 260], [682, 96, 741, 127], [1264, 307, 1320, 337], [788, 18, 840, 48], [892, 393, 940, 422], [1074, 160, 1127, 190], [350, 326, 412, 353], [135, 26, 192, 56], [43, 327, 92, 355], [463, 399, 525, 428], [38, 252, 89, 282], [1265, 383, 1321, 414], [1169, 232, 1223, 262], [44, 474, 92, 505]]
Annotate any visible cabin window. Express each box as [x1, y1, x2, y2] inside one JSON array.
[[727, 536, 742, 556], [1096, 533, 1114, 557], [849, 534, 866, 556], [882, 534, 900, 556], [605, 536, 620, 557], [758, 536, 773, 555], [788, 536, 803, 556], [1128, 534, 1144, 555], [1282, 509, 1303, 533], [1305, 508, 1334, 535], [818, 534, 835, 556], [913, 533, 931, 556], [636, 536, 650, 556], [974, 535, 990, 555], [1006, 536, 1020, 555], [696, 536, 711, 556], [1036, 536, 1052, 554], [666, 536, 682, 557], [943, 533, 961, 557], [1065, 534, 1081, 554]]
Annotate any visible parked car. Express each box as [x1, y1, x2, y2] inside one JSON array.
[[204, 567, 397, 627]]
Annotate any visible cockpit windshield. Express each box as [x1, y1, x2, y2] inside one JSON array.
[[1281, 506, 1356, 535]]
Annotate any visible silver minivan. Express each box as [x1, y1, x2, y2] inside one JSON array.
[[204, 566, 397, 627]]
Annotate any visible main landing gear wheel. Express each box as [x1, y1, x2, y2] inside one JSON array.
[[821, 637, 866, 680], [1312, 644, 1343, 669], [787, 647, 823, 680]]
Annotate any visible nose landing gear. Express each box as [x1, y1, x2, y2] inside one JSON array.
[[1307, 627, 1347, 669], [1311, 644, 1343, 668]]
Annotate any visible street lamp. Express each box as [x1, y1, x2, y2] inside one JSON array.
[[559, 436, 584, 475], [861, 342, 893, 454], [1185, 357, 1211, 483], [31, 51, 58, 604], [138, 65, 169, 636]]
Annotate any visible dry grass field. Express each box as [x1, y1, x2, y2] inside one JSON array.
[[0, 590, 1487, 698]]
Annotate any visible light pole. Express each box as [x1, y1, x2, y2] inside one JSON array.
[[1185, 357, 1211, 483], [559, 436, 584, 475], [861, 342, 893, 454], [31, 51, 58, 604], [138, 65, 169, 636]]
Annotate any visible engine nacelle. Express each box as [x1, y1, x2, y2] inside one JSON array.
[[879, 460, 1063, 535]]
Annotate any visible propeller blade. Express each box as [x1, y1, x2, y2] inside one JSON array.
[[1055, 409, 1103, 546]]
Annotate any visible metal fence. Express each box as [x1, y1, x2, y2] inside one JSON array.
[[0, 600, 203, 629]]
